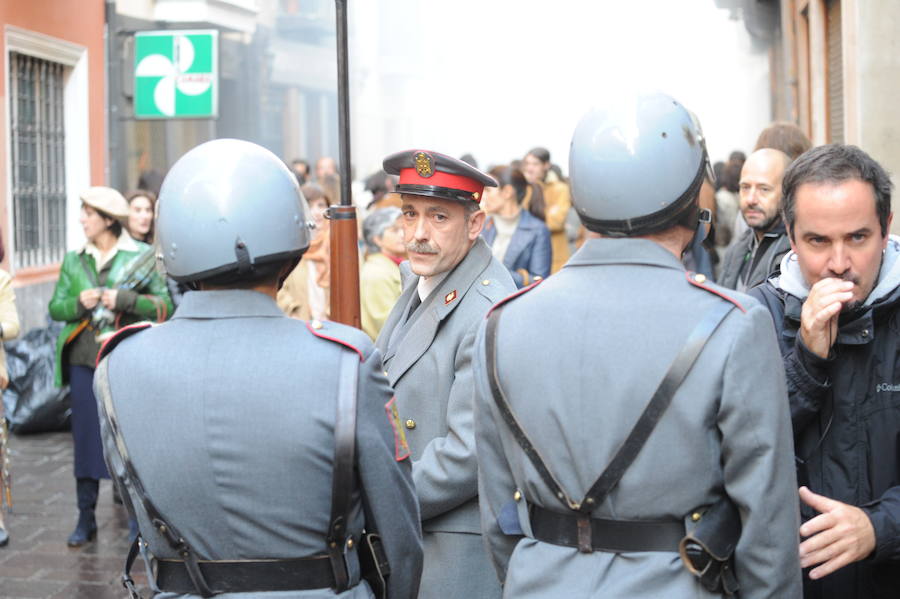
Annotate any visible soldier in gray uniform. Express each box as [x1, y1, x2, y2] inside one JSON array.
[[94, 139, 423, 598], [376, 150, 516, 598], [472, 94, 803, 598]]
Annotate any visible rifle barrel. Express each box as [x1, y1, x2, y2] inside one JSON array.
[[329, 0, 361, 328], [335, 0, 352, 208]]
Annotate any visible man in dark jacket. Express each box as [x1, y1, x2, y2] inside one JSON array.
[[750, 144, 899, 599], [719, 148, 792, 290]]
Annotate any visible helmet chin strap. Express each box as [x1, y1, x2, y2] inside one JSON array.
[[676, 200, 713, 258]]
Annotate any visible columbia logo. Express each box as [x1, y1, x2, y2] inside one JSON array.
[[876, 383, 900, 392]]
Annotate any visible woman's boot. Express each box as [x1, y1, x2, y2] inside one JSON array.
[[67, 478, 98, 547]]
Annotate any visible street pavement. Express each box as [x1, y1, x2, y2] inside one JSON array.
[[0, 431, 150, 599]]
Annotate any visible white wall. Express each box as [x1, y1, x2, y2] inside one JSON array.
[[350, 1, 772, 178]]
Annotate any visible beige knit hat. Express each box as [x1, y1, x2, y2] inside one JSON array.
[[79, 186, 129, 220]]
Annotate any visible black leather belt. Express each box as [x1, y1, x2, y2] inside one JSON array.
[[530, 504, 685, 553], [156, 555, 336, 593]]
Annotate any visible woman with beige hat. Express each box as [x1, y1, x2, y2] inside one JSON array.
[[48, 186, 172, 547]]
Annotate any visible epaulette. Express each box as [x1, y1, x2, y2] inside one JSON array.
[[96, 322, 153, 366], [685, 272, 746, 313], [487, 279, 544, 317], [305, 319, 366, 361]]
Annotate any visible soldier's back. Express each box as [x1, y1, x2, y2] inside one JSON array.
[[475, 237, 801, 598], [102, 290, 388, 598]]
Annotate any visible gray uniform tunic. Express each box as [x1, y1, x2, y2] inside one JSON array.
[[376, 238, 515, 598], [473, 238, 802, 598], [95, 290, 423, 599]]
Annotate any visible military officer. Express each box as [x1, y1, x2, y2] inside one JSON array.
[[472, 94, 803, 598], [95, 139, 422, 598], [376, 150, 516, 598]]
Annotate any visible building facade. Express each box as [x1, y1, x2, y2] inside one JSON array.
[[729, 0, 900, 225], [1, 1, 107, 332]]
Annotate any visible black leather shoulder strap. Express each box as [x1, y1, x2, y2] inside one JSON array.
[[96, 361, 216, 597], [327, 347, 359, 592], [486, 300, 735, 512], [578, 300, 734, 510], [485, 308, 575, 508]]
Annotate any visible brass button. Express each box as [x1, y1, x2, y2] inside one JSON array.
[[482, 279, 490, 286], [693, 274, 707, 284], [346, 538, 354, 549], [405, 419, 416, 430], [311, 319, 323, 330], [513, 490, 522, 502], [691, 512, 702, 522], [383, 370, 389, 376]]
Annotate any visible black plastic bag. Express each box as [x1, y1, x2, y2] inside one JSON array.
[[2, 320, 71, 434]]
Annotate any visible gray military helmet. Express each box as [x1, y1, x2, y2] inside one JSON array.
[[568, 92, 712, 236], [156, 139, 312, 282]]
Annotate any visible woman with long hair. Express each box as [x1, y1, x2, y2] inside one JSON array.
[[522, 147, 571, 272], [49, 187, 172, 547], [482, 165, 552, 287]]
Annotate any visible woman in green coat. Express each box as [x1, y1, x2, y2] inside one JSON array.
[[48, 187, 172, 547]]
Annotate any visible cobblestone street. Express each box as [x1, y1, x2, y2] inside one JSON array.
[[0, 431, 149, 599]]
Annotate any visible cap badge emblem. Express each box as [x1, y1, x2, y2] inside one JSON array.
[[414, 152, 434, 178]]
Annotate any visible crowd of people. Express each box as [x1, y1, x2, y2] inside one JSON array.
[[276, 146, 579, 342], [1, 92, 898, 599]]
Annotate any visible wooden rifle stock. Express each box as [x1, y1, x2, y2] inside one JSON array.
[[328, 206, 361, 328], [329, 0, 361, 328]]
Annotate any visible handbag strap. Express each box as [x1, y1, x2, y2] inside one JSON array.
[[486, 300, 734, 513], [327, 347, 359, 592], [78, 253, 101, 287]]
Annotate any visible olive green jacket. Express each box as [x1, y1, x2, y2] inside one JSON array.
[[49, 236, 173, 386]]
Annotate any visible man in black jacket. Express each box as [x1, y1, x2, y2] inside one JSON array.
[[719, 148, 792, 290], [750, 144, 899, 599]]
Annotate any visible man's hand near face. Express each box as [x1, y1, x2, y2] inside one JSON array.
[[800, 278, 854, 358], [799, 486, 876, 580]]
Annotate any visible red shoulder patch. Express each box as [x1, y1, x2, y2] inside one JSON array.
[[305, 320, 364, 362], [96, 323, 153, 367], [685, 272, 746, 313], [487, 279, 544, 317]]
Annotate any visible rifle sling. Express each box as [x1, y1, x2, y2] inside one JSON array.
[[97, 362, 216, 597], [327, 347, 359, 591]]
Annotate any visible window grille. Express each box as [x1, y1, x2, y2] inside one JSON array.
[[9, 52, 67, 269]]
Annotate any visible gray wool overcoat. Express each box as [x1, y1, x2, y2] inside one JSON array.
[[376, 237, 515, 599], [473, 238, 803, 599]]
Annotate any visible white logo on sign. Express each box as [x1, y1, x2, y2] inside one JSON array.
[[135, 35, 212, 117]]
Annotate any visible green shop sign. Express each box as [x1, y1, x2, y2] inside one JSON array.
[[134, 30, 218, 119]]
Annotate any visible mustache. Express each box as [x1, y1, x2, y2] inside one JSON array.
[[407, 241, 438, 254], [826, 271, 860, 285]]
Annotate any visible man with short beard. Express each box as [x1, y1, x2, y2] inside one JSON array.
[[750, 144, 900, 599], [376, 150, 515, 599], [719, 148, 792, 290]]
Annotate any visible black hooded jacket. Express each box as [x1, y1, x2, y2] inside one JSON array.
[[750, 242, 900, 599]]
